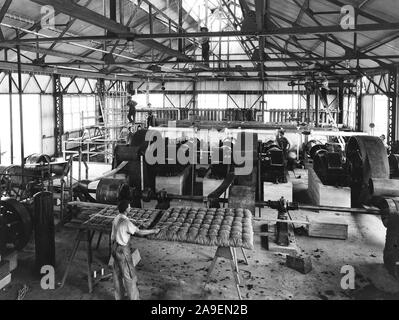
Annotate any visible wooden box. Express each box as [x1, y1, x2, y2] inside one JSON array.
[[307, 215, 348, 240], [263, 181, 293, 202], [156, 166, 191, 195], [307, 167, 351, 208]]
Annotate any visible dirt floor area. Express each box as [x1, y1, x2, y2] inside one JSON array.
[[1, 169, 399, 300]]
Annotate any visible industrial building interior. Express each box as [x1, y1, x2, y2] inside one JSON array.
[[1, 0, 399, 301]]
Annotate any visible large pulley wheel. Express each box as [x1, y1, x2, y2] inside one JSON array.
[[371, 197, 399, 228], [346, 136, 389, 206], [0, 198, 32, 253]]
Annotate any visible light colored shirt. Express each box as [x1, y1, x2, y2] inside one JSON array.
[[111, 214, 138, 246]]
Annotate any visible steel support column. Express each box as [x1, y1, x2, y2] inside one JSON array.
[[388, 67, 398, 144], [53, 74, 64, 157], [16, 42, 24, 168], [306, 85, 311, 124], [356, 78, 363, 132], [338, 79, 344, 124], [96, 78, 105, 125]]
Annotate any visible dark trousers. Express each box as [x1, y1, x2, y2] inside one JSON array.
[[128, 113, 136, 124], [111, 242, 140, 300]]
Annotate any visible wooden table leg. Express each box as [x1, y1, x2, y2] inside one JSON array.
[[205, 246, 243, 300], [60, 230, 83, 288], [87, 230, 94, 294], [240, 248, 249, 265], [206, 255, 218, 284], [95, 232, 103, 250]]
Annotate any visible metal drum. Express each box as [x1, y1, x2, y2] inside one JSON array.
[[96, 178, 129, 204], [346, 136, 389, 206], [0, 198, 33, 255], [25, 153, 51, 165], [305, 140, 325, 159]]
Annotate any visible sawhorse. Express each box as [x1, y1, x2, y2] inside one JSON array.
[[60, 229, 96, 293], [206, 246, 249, 300]]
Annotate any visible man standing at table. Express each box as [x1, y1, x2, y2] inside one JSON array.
[[111, 200, 160, 300]]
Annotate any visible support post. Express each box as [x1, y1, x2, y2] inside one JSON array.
[[16, 41, 24, 167], [8, 68, 14, 164], [178, 0, 184, 54], [306, 86, 311, 124], [356, 77, 363, 132], [338, 79, 344, 125], [53, 74, 64, 157], [388, 68, 398, 144]]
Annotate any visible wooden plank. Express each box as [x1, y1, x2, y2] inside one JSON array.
[[307, 215, 348, 240], [0, 261, 10, 280], [307, 167, 351, 208], [0, 273, 11, 290]]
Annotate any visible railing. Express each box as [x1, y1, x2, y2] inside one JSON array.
[[136, 108, 261, 122], [266, 109, 338, 124]]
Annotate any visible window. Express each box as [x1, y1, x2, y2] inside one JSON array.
[[198, 94, 227, 109], [63, 95, 96, 132]]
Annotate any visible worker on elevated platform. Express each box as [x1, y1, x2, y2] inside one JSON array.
[[127, 96, 138, 124], [276, 128, 291, 157], [111, 200, 160, 300]]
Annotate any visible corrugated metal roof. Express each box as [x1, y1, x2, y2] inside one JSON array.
[[0, 0, 398, 81]]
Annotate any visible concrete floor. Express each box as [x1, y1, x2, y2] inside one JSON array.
[[1, 169, 399, 300]]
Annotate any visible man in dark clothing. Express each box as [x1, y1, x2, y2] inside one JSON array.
[[276, 128, 290, 157], [127, 96, 138, 124], [147, 110, 155, 128]]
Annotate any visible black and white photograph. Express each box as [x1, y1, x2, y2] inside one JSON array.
[[0, 0, 398, 309]]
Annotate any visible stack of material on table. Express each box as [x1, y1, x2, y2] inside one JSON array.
[[148, 207, 254, 249], [83, 207, 162, 232]]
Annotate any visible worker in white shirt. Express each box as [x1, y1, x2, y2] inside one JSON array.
[[111, 200, 160, 300]]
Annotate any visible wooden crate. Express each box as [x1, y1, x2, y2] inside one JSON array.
[[307, 215, 348, 240], [307, 167, 351, 208], [263, 178, 293, 202], [156, 166, 191, 195]]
